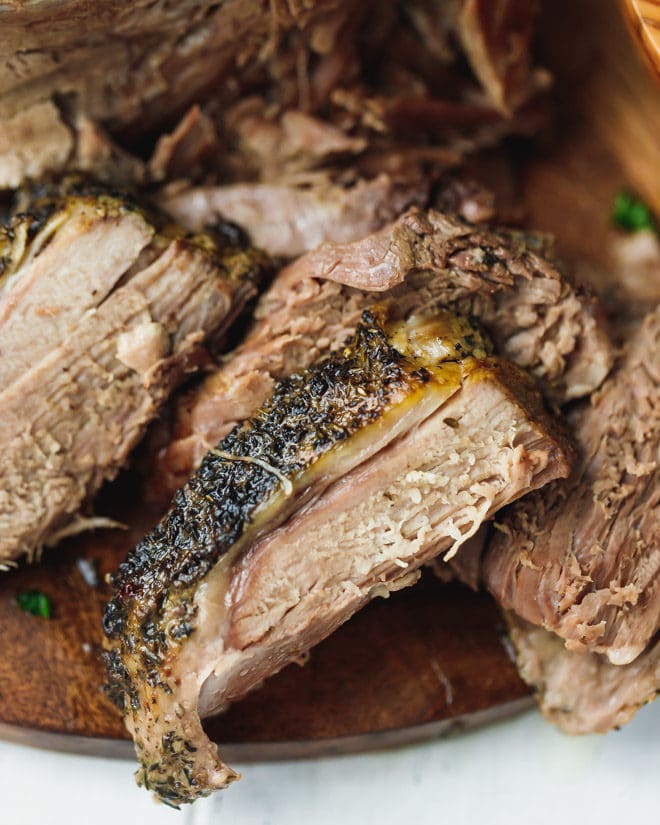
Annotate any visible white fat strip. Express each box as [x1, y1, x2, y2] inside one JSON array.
[[45, 516, 128, 547], [208, 449, 294, 496]]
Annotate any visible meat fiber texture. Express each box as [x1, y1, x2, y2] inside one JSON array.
[[484, 307, 660, 666], [0, 1, 547, 188], [158, 173, 433, 260], [152, 208, 612, 504], [105, 309, 573, 805], [0, 179, 268, 564], [507, 614, 660, 734], [0, 2, 354, 142]]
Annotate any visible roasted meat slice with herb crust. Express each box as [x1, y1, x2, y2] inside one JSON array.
[[483, 307, 660, 665], [105, 307, 573, 805], [0, 177, 270, 564], [153, 208, 611, 503]]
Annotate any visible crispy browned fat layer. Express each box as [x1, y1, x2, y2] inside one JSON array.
[[105, 307, 572, 806]]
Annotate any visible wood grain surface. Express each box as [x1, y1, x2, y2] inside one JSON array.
[[0, 0, 658, 762], [621, 0, 660, 79]]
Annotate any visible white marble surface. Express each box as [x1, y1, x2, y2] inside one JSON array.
[[1, 700, 658, 825]]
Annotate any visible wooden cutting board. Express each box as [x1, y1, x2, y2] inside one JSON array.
[[0, 0, 658, 762], [0, 475, 532, 760]]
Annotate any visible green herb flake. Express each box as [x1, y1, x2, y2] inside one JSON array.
[[16, 590, 52, 618], [611, 192, 658, 234]]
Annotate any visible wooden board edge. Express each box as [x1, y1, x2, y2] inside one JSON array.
[[0, 696, 535, 763]]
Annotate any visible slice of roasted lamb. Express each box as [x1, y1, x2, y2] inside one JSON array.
[[0, 182, 155, 389], [0, 178, 269, 564], [157, 169, 498, 262], [158, 173, 432, 259], [105, 306, 572, 805], [506, 614, 659, 734], [483, 306, 660, 665], [153, 208, 611, 503]]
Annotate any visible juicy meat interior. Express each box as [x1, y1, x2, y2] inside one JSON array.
[[0, 177, 269, 563], [153, 208, 611, 503], [105, 306, 573, 805]]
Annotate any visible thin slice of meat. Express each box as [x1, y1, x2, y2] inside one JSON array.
[[0, 99, 147, 190], [152, 209, 611, 503], [219, 102, 370, 182], [105, 307, 573, 805], [612, 230, 660, 306], [507, 614, 659, 734], [158, 173, 431, 259], [148, 105, 219, 183], [72, 115, 146, 185], [0, 188, 155, 390], [484, 307, 660, 665], [431, 173, 496, 224], [328, 85, 548, 152], [0, 101, 74, 189], [0, 178, 269, 564]]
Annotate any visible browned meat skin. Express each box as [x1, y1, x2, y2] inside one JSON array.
[[484, 307, 660, 665], [507, 615, 659, 734], [0, 179, 269, 563], [152, 209, 611, 504], [106, 309, 573, 805]]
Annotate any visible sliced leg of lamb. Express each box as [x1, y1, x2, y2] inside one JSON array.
[[153, 208, 611, 504], [483, 306, 660, 665], [0, 177, 270, 564], [0, 184, 155, 390], [158, 173, 432, 259], [506, 614, 659, 734], [105, 307, 573, 805]]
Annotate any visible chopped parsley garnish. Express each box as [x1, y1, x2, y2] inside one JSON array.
[[17, 590, 52, 618], [611, 192, 658, 234]]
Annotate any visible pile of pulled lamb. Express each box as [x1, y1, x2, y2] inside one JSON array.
[[0, 0, 657, 807]]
